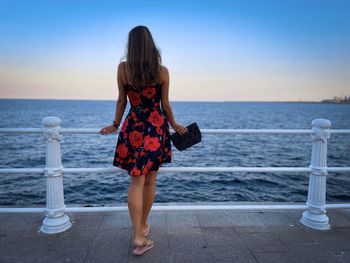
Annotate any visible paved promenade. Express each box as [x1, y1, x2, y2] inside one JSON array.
[[0, 204, 349, 263]]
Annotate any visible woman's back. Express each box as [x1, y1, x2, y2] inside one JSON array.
[[123, 62, 164, 110]]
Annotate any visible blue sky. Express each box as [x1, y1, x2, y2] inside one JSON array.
[[1, 0, 349, 101]]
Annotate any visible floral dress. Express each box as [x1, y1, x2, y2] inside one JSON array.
[[113, 69, 172, 176]]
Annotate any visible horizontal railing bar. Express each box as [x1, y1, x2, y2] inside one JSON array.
[[327, 167, 350, 172], [0, 128, 43, 133], [1, 128, 350, 135], [0, 168, 45, 174], [1, 167, 350, 175], [1, 203, 349, 213], [62, 167, 313, 173]]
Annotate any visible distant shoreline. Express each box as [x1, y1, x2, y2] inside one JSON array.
[[1, 98, 350, 103]]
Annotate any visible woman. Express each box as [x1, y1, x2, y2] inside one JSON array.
[[100, 25, 188, 256]]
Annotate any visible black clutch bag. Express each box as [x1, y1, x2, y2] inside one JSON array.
[[170, 122, 201, 151]]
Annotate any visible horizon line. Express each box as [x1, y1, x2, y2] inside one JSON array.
[[0, 97, 332, 103]]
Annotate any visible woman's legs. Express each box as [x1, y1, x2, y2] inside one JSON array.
[[141, 170, 158, 230], [128, 174, 146, 246]]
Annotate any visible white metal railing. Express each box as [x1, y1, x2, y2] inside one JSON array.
[[0, 116, 350, 234]]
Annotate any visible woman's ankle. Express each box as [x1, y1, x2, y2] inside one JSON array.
[[133, 236, 146, 246]]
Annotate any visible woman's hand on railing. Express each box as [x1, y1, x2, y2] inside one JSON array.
[[99, 125, 117, 135], [173, 123, 188, 136]]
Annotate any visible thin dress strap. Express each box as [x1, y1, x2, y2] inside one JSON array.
[[123, 62, 128, 85]]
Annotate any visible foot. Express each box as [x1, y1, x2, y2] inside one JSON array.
[[132, 238, 154, 256]]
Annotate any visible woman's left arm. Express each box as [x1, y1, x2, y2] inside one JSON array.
[[99, 63, 127, 135], [113, 62, 128, 126]]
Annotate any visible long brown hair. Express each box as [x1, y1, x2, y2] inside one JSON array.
[[122, 25, 162, 91]]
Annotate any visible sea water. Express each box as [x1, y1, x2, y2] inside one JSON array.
[[0, 99, 349, 206]]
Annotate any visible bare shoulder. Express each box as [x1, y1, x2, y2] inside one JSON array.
[[118, 61, 126, 70], [159, 65, 169, 85], [159, 65, 169, 75], [117, 61, 125, 74]]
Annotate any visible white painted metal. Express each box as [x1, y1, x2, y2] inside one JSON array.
[[1, 117, 350, 233], [1, 166, 350, 175], [301, 119, 331, 230], [1, 128, 350, 135], [1, 203, 350, 213], [40, 117, 72, 234]]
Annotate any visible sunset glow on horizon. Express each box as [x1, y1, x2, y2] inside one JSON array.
[[1, 0, 349, 101]]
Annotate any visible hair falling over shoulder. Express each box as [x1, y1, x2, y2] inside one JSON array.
[[123, 25, 162, 91]]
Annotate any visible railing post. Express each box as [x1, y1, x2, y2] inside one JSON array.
[[40, 116, 71, 234], [300, 118, 331, 230]]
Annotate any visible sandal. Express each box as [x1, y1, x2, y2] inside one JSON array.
[[132, 239, 154, 256], [143, 223, 150, 237]]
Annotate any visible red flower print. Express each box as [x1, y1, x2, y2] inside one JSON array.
[[144, 160, 154, 172], [123, 130, 128, 139], [112, 82, 172, 175], [117, 143, 128, 158], [129, 130, 143, 148], [142, 87, 156, 99], [144, 135, 160, 151], [128, 91, 141, 106], [121, 119, 128, 133], [130, 166, 141, 176], [147, 111, 164, 127], [135, 121, 145, 128]]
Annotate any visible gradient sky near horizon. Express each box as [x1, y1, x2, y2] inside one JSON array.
[[1, 0, 349, 101]]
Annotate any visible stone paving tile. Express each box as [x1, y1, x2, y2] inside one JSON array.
[[170, 248, 214, 263], [166, 211, 199, 228], [208, 246, 257, 263], [274, 227, 316, 246], [0, 213, 10, 224], [0, 213, 45, 235], [330, 249, 350, 263], [1, 209, 350, 262], [0, 231, 58, 258], [39, 247, 88, 263], [166, 211, 201, 234], [128, 227, 172, 263], [234, 225, 287, 234], [51, 228, 97, 252], [99, 212, 132, 229], [222, 211, 265, 226], [167, 229, 215, 262], [327, 210, 350, 227], [202, 226, 245, 248], [253, 252, 290, 263], [84, 228, 131, 262], [255, 212, 296, 227], [253, 243, 344, 263], [304, 226, 350, 252], [195, 210, 232, 227], [148, 211, 167, 228], [239, 232, 288, 253], [168, 231, 208, 252], [66, 212, 103, 230]]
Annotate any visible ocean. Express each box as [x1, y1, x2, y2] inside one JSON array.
[[0, 99, 349, 206]]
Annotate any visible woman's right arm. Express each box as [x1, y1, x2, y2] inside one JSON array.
[[160, 66, 188, 135]]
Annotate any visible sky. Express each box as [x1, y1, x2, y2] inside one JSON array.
[[0, 0, 349, 101]]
